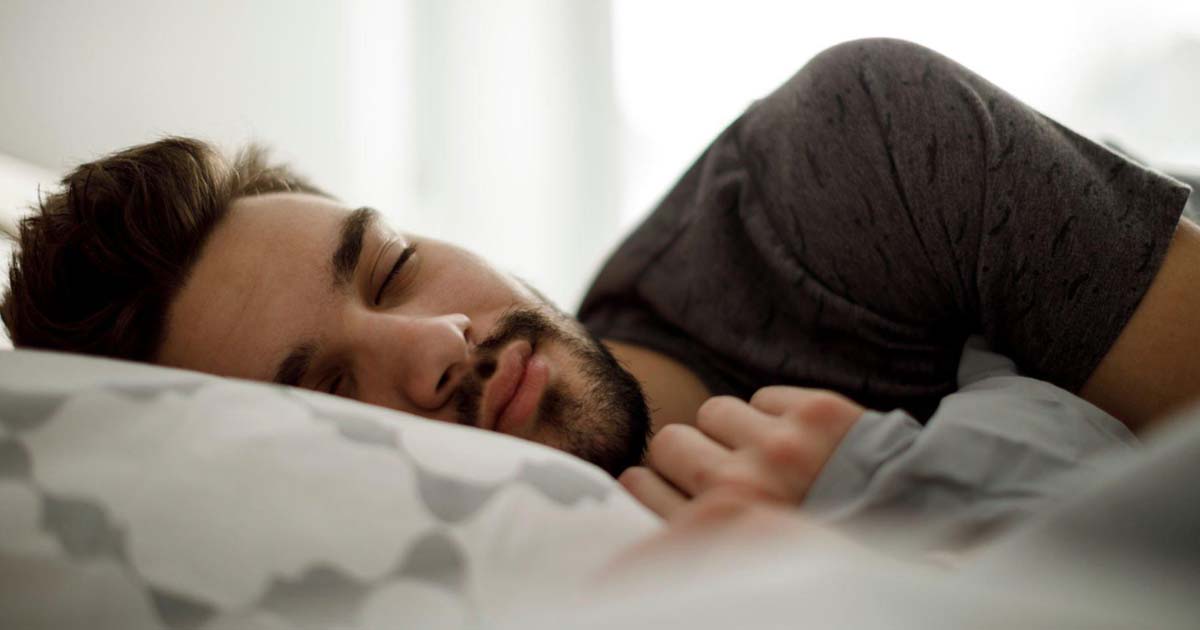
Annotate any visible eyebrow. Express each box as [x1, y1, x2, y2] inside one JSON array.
[[273, 343, 316, 387], [272, 206, 377, 387], [332, 206, 377, 289]]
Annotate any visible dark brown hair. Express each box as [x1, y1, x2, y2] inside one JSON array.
[[1, 136, 327, 361]]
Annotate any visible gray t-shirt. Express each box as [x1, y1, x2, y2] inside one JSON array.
[[578, 39, 1191, 421]]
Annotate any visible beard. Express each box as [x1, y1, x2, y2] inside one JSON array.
[[450, 305, 651, 478]]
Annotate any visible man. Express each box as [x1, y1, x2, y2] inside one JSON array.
[[3, 39, 1197, 523]]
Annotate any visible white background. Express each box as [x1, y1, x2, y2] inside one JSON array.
[[1, 0, 1198, 309]]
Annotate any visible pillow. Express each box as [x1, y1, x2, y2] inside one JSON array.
[[0, 349, 659, 629]]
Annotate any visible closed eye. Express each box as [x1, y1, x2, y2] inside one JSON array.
[[374, 244, 416, 305]]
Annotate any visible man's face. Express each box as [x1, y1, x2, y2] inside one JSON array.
[[158, 193, 650, 476]]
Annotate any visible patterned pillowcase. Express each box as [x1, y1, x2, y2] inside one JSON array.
[[0, 349, 659, 630]]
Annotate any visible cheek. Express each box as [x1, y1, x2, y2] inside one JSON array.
[[419, 242, 541, 327], [427, 262, 527, 319]]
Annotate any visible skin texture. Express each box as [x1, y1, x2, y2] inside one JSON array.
[[158, 193, 650, 476], [1078, 218, 1200, 432], [604, 340, 712, 434], [618, 387, 864, 520], [159, 191, 1200, 521]]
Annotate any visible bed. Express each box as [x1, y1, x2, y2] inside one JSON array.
[[3, 342, 1200, 629], [2, 153, 1198, 628]]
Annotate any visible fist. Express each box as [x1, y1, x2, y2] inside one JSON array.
[[619, 386, 864, 520]]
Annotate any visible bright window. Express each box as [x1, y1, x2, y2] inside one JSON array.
[[613, 0, 1200, 227]]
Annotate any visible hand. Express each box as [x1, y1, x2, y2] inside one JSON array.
[[619, 386, 864, 520]]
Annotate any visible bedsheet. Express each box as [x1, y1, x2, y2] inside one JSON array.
[[499, 406, 1200, 630], [0, 340, 1152, 628]]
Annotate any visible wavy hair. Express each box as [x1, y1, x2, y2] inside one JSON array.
[[2, 137, 328, 360]]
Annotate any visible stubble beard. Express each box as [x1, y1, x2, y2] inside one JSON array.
[[451, 306, 651, 477]]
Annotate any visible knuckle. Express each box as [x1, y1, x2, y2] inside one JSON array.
[[689, 458, 748, 495], [646, 423, 695, 465], [694, 409, 717, 434], [618, 466, 651, 488], [697, 395, 741, 423], [689, 492, 755, 524], [748, 386, 783, 407], [760, 430, 811, 470], [787, 390, 858, 427], [650, 423, 691, 450], [708, 468, 768, 497], [617, 467, 652, 496], [690, 463, 714, 491]]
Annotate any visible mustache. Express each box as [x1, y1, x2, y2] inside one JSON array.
[[453, 307, 559, 426], [475, 307, 558, 361]]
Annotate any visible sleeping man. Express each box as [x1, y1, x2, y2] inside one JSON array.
[[3, 39, 1197, 541]]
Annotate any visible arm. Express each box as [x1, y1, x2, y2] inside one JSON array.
[[1081, 217, 1200, 431], [622, 341, 1135, 550], [733, 39, 1194, 427]]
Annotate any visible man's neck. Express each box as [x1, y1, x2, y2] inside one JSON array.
[[603, 339, 712, 434]]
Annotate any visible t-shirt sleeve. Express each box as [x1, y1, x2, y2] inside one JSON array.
[[734, 38, 1192, 393], [580, 39, 1192, 414]]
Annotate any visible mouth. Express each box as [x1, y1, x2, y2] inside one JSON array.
[[481, 340, 548, 434]]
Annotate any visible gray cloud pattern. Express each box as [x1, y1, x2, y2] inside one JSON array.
[[0, 351, 652, 630]]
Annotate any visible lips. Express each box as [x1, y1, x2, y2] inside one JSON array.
[[481, 340, 546, 434]]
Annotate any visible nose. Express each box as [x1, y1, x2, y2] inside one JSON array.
[[355, 312, 472, 412]]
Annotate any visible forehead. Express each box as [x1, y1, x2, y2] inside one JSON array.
[[157, 193, 367, 379], [220, 193, 349, 258]]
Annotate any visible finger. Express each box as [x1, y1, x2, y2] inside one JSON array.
[[644, 423, 732, 496], [749, 386, 862, 433], [695, 395, 778, 449], [667, 485, 761, 530], [618, 466, 688, 519]]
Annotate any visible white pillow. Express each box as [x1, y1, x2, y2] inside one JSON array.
[[0, 349, 659, 629]]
